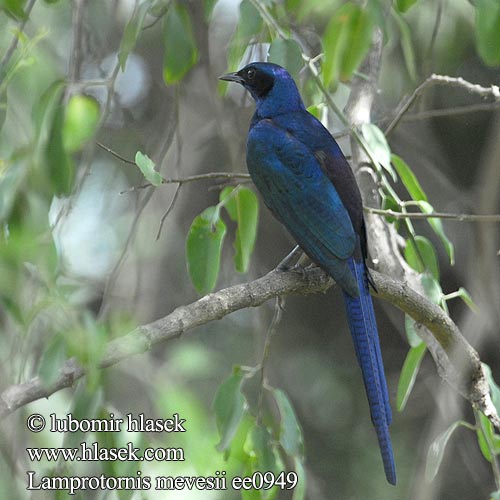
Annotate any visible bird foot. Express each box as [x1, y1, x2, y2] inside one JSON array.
[[288, 263, 308, 278], [276, 245, 302, 271]]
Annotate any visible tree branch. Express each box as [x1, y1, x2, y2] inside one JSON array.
[[366, 207, 500, 223], [0, 267, 329, 419], [1, 268, 497, 430], [345, 28, 416, 282], [342, 30, 500, 433], [386, 74, 500, 136]]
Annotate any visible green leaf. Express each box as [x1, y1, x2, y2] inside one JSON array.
[[272, 388, 304, 459], [366, 0, 388, 40], [490, 491, 500, 500], [186, 206, 227, 294], [62, 95, 100, 153], [405, 315, 423, 347], [118, 0, 153, 71], [421, 273, 443, 305], [241, 483, 262, 500], [381, 193, 400, 224], [38, 334, 68, 385], [396, 342, 426, 411], [1, 0, 27, 20], [322, 2, 373, 86], [361, 123, 396, 180], [220, 186, 259, 273], [391, 154, 427, 202], [268, 39, 304, 80], [416, 200, 455, 265], [204, 0, 218, 21], [220, 186, 238, 222], [476, 410, 500, 462], [163, 3, 199, 84], [242, 423, 281, 500], [0, 96, 7, 133], [220, 413, 254, 464], [250, 424, 278, 473], [306, 104, 323, 120], [393, 11, 417, 81], [63, 384, 104, 449], [456, 287, 478, 313], [0, 154, 27, 223], [482, 418, 495, 461], [134, 151, 163, 186], [404, 235, 439, 280], [225, 0, 263, 79], [237, 0, 264, 39], [395, 0, 418, 13], [483, 363, 500, 415], [475, 0, 500, 66], [426, 421, 471, 482], [46, 104, 74, 196], [148, 0, 169, 18], [213, 367, 247, 452], [33, 80, 65, 156], [292, 457, 306, 500], [65, 314, 108, 391]]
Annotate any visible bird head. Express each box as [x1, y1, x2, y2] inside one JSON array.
[[219, 62, 304, 117]]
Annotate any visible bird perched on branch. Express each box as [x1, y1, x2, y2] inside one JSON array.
[[220, 62, 396, 485]]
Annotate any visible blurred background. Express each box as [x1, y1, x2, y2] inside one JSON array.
[[0, 0, 499, 498]]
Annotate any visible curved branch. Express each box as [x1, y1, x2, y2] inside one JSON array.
[[373, 272, 498, 430], [366, 207, 500, 223], [0, 267, 329, 420], [0, 267, 497, 431], [385, 74, 500, 136]]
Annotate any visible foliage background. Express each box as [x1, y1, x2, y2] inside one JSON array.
[[0, 0, 500, 499]]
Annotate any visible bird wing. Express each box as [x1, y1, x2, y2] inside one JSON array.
[[271, 111, 366, 244], [247, 118, 359, 294]]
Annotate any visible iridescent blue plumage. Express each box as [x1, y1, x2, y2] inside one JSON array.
[[220, 62, 396, 484]]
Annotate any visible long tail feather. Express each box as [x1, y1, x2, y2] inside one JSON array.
[[342, 258, 396, 485]]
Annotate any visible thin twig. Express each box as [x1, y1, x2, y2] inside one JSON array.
[[423, 0, 443, 74], [142, 3, 169, 31], [257, 296, 285, 425], [98, 142, 252, 188], [99, 60, 121, 126], [96, 141, 136, 164], [335, 101, 500, 141], [429, 74, 500, 98], [97, 186, 156, 321], [401, 101, 500, 121], [366, 207, 500, 223], [249, 0, 288, 39], [156, 183, 182, 240], [119, 172, 252, 193], [163, 172, 251, 184], [386, 74, 500, 136], [67, 0, 87, 88]]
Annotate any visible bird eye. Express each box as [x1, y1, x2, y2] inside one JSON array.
[[246, 68, 255, 80]]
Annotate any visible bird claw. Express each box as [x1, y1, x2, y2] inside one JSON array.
[[288, 263, 307, 278], [276, 245, 302, 271]]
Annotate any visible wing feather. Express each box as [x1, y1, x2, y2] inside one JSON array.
[[247, 119, 359, 295]]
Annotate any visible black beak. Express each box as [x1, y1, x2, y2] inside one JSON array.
[[219, 72, 244, 84]]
